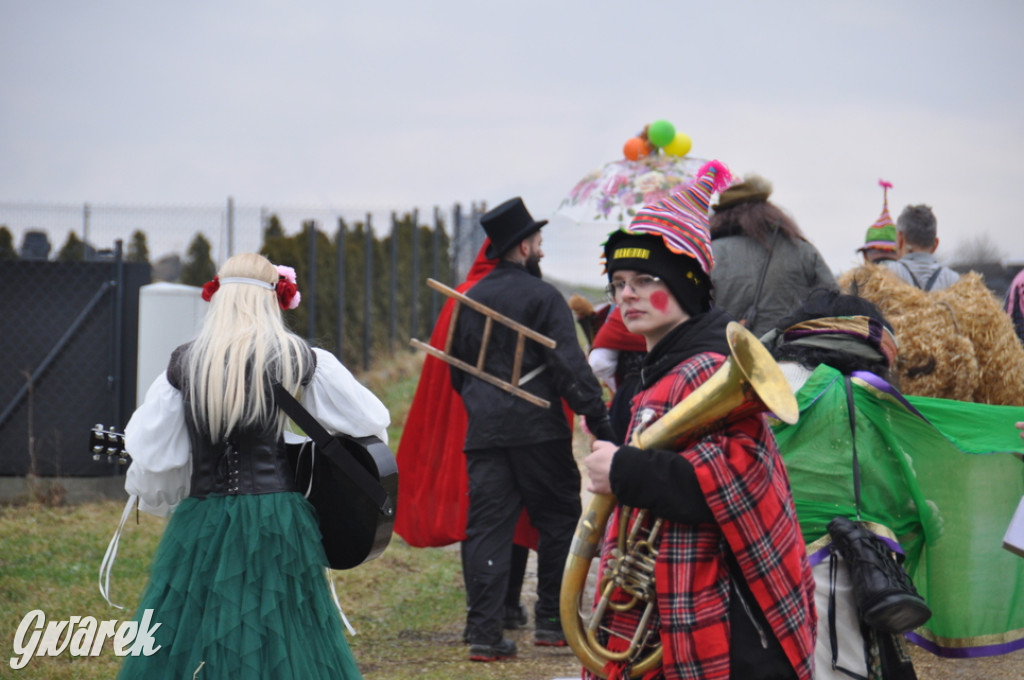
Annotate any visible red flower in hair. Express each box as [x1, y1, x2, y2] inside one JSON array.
[[276, 278, 301, 310], [201, 277, 220, 301]]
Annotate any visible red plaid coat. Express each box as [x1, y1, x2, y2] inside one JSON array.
[[586, 351, 816, 680]]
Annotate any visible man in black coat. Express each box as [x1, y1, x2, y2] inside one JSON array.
[[450, 197, 612, 661]]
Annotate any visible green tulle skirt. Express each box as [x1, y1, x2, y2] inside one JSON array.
[[118, 492, 362, 680]]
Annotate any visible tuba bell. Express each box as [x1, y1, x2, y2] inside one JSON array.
[[560, 321, 799, 678]]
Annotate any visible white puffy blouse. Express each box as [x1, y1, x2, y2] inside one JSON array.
[[123, 348, 391, 517]]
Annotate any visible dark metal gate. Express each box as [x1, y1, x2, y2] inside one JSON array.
[[0, 246, 149, 476]]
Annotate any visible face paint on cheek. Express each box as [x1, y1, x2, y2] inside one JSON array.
[[650, 290, 669, 312]]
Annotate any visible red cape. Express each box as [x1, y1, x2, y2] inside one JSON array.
[[395, 240, 540, 548]]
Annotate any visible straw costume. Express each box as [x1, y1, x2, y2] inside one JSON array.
[[839, 264, 1024, 405]]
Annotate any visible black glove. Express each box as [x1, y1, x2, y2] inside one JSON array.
[[586, 414, 617, 442]]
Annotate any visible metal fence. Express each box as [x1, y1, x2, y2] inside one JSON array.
[[0, 199, 487, 274], [0, 246, 149, 474], [0, 200, 490, 477], [0, 198, 489, 366]]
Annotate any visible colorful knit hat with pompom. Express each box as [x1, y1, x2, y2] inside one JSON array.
[[602, 160, 731, 316], [857, 179, 898, 253], [614, 159, 731, 276]]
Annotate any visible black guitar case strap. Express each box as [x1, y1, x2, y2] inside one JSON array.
[[272, 383, 394, 516]]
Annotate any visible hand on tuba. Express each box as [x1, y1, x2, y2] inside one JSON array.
[[584, 440, 618, 495]]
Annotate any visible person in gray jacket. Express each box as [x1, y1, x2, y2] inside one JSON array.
[[708, 173, 837, 337], [449, 197, 613, 662], [882, 204, 960, 292]]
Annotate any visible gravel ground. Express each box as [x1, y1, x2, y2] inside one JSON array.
[[908, 644, 1024, 680]]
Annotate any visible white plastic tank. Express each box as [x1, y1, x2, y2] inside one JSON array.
[[136, 282, 207, 406]]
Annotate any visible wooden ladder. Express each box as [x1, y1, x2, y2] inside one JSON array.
[[409, 278, 557, 409]]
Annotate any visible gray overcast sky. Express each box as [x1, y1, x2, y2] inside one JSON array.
[[2, 0, 1022, 286]]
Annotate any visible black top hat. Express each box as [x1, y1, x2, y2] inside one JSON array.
[[480, 197, 548, 259]]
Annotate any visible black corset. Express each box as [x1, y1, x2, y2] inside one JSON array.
[[189, 430, 296, 499]]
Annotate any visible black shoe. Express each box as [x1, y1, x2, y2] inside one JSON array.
[[534, 628, 567, 647], [534, 617, 567, 647], [469, 638, 517, 662], [504, 602, 528, 630]]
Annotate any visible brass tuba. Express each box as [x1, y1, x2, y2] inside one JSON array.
[[560, 321, 800, 678]]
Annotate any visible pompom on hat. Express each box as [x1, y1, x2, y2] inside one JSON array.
[[616, 159, 732, 277], [857, 179, 898, 253]]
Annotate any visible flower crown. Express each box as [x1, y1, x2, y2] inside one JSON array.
[[201, 264, 302, 310]]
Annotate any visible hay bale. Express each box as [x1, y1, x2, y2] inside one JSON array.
[[838, 264, 930, 318], [889, 304, 980, 401], [933, 272, 1024, 405], [838, 265, 1024, 405]]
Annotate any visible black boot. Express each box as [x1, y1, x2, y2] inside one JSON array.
[[504, 602, 528, 630], [469, 638, 517, 662]]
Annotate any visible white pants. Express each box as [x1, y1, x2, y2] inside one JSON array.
[[812, 554, 869, 679]]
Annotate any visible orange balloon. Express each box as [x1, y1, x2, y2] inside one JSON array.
[[623, 137, 651, 161]]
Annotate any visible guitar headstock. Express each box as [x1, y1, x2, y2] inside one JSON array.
[[89, 424, 131, 464]]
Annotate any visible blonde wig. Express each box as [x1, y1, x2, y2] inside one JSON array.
[[186, 253, 308, 442]]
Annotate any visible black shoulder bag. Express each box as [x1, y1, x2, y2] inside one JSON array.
[[273, 383, 398, 570]]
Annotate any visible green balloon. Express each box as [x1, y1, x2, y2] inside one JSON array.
[[647, 119, 675, 148]]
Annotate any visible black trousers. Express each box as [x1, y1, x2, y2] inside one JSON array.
[[461, 439, 581, 644]]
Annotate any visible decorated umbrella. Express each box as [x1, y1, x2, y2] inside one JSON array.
[[554, 119, 706, 228], [547, 120, 708, 287]]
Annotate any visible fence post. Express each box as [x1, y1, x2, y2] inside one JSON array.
[[306, 220, 317, 342], [83, 203, 91, 261], [431, 206, 441, 324], [363, 214, 373, 372], [336, 217, 346, 363], [226, 196, 235, 258], [452, 202, 462, 284], [389, 212, 398, 350], [112, 239, 124, 427], [411, 208, 420, 343]]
